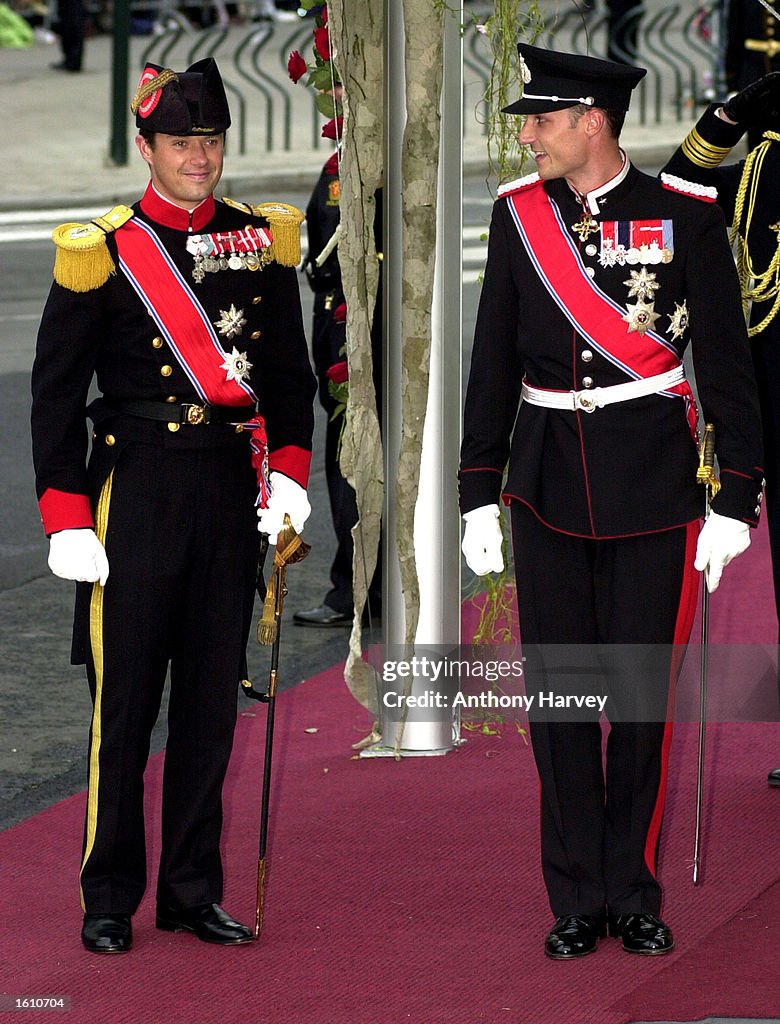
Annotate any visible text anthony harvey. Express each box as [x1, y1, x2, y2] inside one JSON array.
[[382, 691, 609, 712]]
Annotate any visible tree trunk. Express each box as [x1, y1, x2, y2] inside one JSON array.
[[328, 0, 384, 711], [397, 0, 444, 643]]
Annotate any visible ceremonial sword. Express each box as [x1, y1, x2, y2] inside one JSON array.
[[692, 423, 720, 885], [241, 515, 310, 937]]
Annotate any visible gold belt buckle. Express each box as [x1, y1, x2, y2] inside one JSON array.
[[184, 403, 207, 425]]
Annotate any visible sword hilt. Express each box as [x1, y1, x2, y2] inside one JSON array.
[[696, 422, 721, 497]]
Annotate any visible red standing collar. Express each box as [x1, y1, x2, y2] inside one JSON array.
[[139, 183, 215, 231]]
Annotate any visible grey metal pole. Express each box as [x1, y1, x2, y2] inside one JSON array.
[[110, 0, 131, 167], [381, 0, 406, 657]]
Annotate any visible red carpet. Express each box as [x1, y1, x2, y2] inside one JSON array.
[[1, 522, 779, 1024]]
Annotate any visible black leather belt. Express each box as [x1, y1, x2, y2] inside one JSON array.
[[110, 399, 256, 426]]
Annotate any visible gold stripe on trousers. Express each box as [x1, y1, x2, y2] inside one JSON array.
[[79, 470, 113, 910]]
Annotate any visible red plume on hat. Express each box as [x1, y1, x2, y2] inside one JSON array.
[[131, 57, 231, 135]]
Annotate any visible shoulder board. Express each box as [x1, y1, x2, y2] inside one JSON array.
[[51, 205, 134, 292], [660, 172, 718, 203], [222, 196, 253, 215], [497, 172, 541, 198], [248, 201, 305, 267]]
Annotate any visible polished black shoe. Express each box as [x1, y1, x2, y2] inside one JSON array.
[[768, 767, 780, 787], [544, 914, 606, 959], [156, 903, 253, 945], [293, 604, 352, 627], [81, 913, 132, 953], [608, 912, 674, 954]]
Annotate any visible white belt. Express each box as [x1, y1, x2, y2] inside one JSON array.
[[521, 366, 686, 414]]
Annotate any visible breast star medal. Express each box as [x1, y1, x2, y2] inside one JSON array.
[[622, 300, 659, 335], [214, 304, 247, 340], [624, 268, 660, 302], [571, 213, 599, 243], [667, 301, 689, 342], [221, 347, 253, 384]]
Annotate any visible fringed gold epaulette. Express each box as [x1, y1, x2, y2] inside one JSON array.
[[250, 202, 304, 267], [52, 205, 134, 292]]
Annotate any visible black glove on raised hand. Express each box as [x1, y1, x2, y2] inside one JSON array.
[[722, 72, 780, 127]]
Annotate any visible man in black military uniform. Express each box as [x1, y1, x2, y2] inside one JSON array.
[[31, 58, 316, 954], [460, 44, 763, 959], [725, 0, 780, 150], [664, 72, 780, 783]]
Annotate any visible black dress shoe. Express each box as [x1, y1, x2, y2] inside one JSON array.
[[50, 61, 82, 72], [608, 912, 674, 954], [293, 604, 352, 627], [768, 767, 780, 787], [544, 914, 606, 959], [81, 913, 132, 953], [156, 903, 253, 945]]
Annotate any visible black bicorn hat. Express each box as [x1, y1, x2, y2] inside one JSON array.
[[131, 57, 231, 134], [502, 43, 646, 115]]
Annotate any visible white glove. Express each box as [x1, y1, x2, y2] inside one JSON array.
[[256, 472, 311, 536], [461, 504, 505, 576], [694, 509, 751, 593], [48, 529, 110, 586]]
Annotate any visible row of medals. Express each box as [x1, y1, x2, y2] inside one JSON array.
[[192, 249, 273, 283]]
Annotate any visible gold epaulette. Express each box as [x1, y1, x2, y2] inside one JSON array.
[[249, 202, 304, 267], [52, 205, 134, 292]]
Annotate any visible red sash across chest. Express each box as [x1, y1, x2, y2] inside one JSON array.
[[505, 184, 697, 436], [115, 218, 258, 406]]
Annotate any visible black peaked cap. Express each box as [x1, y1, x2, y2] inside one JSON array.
[[502, 43, 646, 115]]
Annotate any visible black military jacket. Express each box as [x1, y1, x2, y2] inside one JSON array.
[[664, 103, 780, 305], [460, 162, 764, 538], [32, 186, 316, 535]]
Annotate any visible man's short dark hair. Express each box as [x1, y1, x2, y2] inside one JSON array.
[[567, 104, 627, 139]]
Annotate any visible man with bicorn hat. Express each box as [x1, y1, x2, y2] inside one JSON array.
[[31, 58, 316, 953], [460, 44, 763, 958]]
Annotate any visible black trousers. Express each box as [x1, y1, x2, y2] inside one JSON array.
[[55, 0, 85, 70], [79, 440, 260, 914], [510, 502, 699, 917]]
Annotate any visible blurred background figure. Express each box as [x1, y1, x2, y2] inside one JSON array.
[[50, 0, 85, 71], [253, 0, 299, 21], [724, 0, 780, 149], [293, 149, 383, 628]]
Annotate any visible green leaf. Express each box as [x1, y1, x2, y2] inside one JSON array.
[[309, 65, 337, 91], [315, 91, 337, 118]]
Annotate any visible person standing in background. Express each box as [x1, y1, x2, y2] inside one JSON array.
[[664, 72, 780, 783]]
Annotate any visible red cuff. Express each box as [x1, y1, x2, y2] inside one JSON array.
[[38, 488, 94, 536], [268, 446, 312, 489]]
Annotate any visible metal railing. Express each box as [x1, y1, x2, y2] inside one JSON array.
[[129, 0, 720, 154]]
